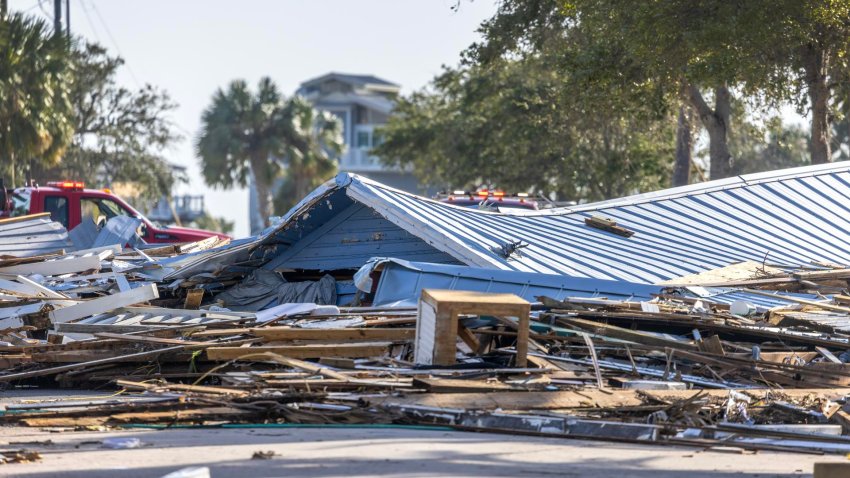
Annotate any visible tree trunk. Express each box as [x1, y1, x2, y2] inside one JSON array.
[[805, 43, 831, 164], [686, 83, 733, 180], [250, 154, 273, 228], [672, 104, 693, 187]]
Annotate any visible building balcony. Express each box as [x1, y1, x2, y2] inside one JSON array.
[[340, 147, 390, 173], [147, 194, 205, 224]]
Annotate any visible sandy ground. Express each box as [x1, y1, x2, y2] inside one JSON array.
[[0, 389, 847, 478]]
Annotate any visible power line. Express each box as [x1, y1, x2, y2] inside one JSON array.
[[88, 0, 140, 87], [20, 1, 43, 13], [75, 0, 100, 43]]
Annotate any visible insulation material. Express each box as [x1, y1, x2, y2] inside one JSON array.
[[214, 270, 337, 311]]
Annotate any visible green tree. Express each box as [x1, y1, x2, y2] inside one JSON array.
[[375, 52, 674, 201], [573, 1, 792, 180], [272, 97, 343, 212], [196, 78, 342, 228], [777, 1, 850, 164], [32, 43, 180, 201], [190, 212, 234, 235], [727, 115, 810, 176], [476, 0, 850, 175], [0, 12, 74, 186]]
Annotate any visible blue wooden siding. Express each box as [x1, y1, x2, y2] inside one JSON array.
[[263, 203, 462, 271]]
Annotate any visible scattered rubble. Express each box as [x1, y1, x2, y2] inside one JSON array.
[[6, 164, 850, 459]]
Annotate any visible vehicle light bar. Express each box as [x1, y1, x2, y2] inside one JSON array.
[[47, 180, 84, 190]]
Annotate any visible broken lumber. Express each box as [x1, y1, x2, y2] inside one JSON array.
[[48, 284, 159, 324]]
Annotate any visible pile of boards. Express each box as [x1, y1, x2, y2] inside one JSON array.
[[9, 215, 850, 456]]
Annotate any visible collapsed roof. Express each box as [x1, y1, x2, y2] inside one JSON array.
[[254, 162, 850, 283]]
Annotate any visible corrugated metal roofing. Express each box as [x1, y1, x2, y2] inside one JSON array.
[[271, 162, 850, 283], [365, 258, 663, 307], [682, 286, 823, 313], [0, 215, 74, 257]]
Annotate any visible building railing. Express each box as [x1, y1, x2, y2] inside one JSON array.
[[147, 194, 205, 224]]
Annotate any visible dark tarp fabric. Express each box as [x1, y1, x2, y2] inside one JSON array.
[[214, 269, 337, 311]]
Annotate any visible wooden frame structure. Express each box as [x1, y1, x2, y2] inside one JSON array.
[[415, 289, 530, 367]]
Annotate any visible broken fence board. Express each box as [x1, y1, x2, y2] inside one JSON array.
[[0, 255, 101, 276], [251, 327, 415, 342], [206, 342, 392, 360], [376, 388, 850, 411], [48, 284, 159, 324]]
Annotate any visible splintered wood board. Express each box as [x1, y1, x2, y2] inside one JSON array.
[[658, 260, 785, 286], [48, 284, 159, 324], [251, 327, 415, 341], [374, 388, 850, 411], [206, 342, 392, 360], [0, 254, 101, 276]]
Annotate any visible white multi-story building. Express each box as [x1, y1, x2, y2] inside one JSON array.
[[249, 72, 420, 234], [296, 72, 418, 192]]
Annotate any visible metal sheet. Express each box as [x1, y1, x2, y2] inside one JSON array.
[[0, 216, 74, 257], [368, 258, 662, 307], [260, 162, 850, 283]]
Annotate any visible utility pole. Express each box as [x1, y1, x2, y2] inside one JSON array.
[[65, 0, 70, 37], [53, 0, 61, 36]]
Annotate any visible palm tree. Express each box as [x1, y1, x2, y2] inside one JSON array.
[[0, 13, 74, 186], [274, 96, 343, 211], [196, 77, 342, 228]]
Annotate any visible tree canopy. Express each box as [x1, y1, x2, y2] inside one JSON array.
[[377, 0, 850, 199], [0, 12, 74, 186], [197, 78, 342, 229], [375, 1, 676, 200], [33, 43, 180, 201]]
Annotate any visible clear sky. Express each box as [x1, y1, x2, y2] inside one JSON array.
[[10, 0, 500, 237]]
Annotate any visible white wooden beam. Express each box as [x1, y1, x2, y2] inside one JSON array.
[[49, 283, 159, 324], [0, 255, 102, 276]]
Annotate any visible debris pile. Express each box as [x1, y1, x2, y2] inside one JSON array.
[[6, 163, 850, 456]]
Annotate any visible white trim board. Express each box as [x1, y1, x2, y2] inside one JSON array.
[[48, 283, 159, 324]]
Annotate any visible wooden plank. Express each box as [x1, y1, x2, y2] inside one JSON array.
[[0, 255, 101, 276], [183, 289, 204, 309], [816, 346, 842, 364], [14, 275, 70, 299], [0, 250, 65, 267], [698, 335, 726, 356], [206, 342, 392, 360], [0, 212, 51, 225], [20, 407, 251, 427], [65, 244, 122, 258], [557, 316, 698, 351], [116, 379, 249, 397], [584, 215, 634, 237], [829, 409, 850, 434], [55, 323, 172, 334], [251, 327, 415, 341], [189, 328, 252, 337], [794, 268, 850, 280], [413, 377, 520, 393], [421, 289, 530, 313], [93, 332, 209, 348], [742, 289, 850, 314], [0, 344, 185, 382], [375, 388, 850, 411], [48, 284, 159, 324]]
